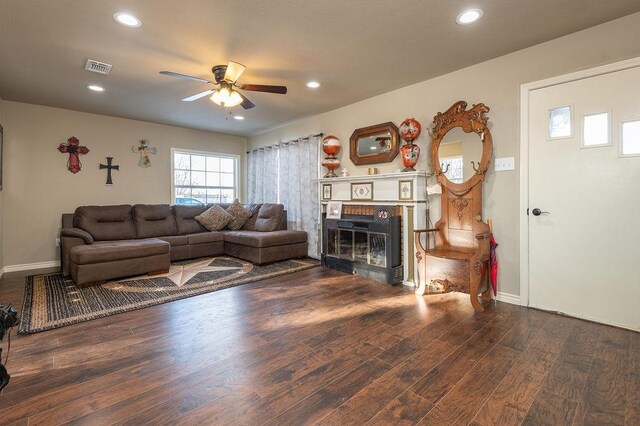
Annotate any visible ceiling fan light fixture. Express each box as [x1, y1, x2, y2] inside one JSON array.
[[456, 9, 483, 25], [210, 86, 243, 108], [113, 12, 142, 28]]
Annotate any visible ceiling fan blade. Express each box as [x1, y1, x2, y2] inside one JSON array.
[[239, 84, 287, 95], [224, 61, 246, 83], [182, 89, 215, 102], [159, 71, 211, 84], [238, 92, 255, 109]]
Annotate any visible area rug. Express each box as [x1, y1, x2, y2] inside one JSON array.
[[19, 256, 318, 334]]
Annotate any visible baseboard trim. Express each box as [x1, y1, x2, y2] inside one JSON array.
[[3, 261, 60, 273], [493, 291, 521, 306]]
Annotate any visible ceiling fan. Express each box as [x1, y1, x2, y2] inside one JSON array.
[[159, 61, 287, 109]]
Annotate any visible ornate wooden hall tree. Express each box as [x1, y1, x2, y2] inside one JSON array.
[[414, 101, 493, 312]]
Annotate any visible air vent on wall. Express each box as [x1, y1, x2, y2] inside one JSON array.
[[85, 59, 112, 75]]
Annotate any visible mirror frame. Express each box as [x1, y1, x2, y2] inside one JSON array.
[[431, 101, 493, 192], [349, 122, 399, 165]]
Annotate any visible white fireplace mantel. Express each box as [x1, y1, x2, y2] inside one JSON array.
[[317, 171, 431, 287]]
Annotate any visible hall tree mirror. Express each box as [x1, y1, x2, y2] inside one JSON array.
[[415, 100, 493, 312], [437, 126, 484, 184]]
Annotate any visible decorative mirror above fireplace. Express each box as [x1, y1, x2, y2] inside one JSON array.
[[349, 122, 399, 165]]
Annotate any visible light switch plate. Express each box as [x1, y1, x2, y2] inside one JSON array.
[[495, 157, 515, 171]]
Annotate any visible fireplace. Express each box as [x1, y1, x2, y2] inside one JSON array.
[[322, 215, 402, 284]]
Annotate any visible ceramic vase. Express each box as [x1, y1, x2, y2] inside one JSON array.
[[321, 135, 341, 177], [399, 118, 422, 172], [400, 143, 420, 172]]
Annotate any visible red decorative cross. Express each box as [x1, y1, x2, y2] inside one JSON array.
[[57, 136, 89, 174]]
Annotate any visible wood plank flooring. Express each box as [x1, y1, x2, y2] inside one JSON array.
[[0, 266, 637, 425]]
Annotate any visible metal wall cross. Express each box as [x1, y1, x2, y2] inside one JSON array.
[[57, 136, 89, 174], [99, 157, 119, 185]]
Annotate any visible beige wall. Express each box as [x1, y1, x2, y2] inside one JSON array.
[[249, 12, 640, 297], [2, 102, 247, 267], [0, 96, 4, 272]]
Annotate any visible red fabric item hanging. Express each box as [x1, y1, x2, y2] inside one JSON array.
[[489, 235, 498, 297]]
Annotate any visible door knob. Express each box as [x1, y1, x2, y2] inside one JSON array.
[[531, 208, 550, 216]]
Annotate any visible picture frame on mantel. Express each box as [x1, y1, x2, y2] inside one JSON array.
[[398, 180, 413, 200], [322, 184, 332, 200], [326, 201, 342, 219], [351, 182, 374, 201]]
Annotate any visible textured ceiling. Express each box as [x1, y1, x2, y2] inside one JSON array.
[[1, 0, 639, 136]]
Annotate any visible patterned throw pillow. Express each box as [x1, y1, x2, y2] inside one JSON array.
[[194, 205, 233, 231], [226, 200, 253, 230]]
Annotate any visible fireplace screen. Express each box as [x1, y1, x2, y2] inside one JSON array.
[[326, 228, 387, 268]]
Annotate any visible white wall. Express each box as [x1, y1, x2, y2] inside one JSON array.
[[2, 102, 247, 267], [249, 12, 640, 297]]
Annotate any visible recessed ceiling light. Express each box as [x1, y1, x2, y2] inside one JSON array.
[[113, 12, 142, 28], [87, 84, 105, 92], [306, 81, 321, 89], [233, 115, 245, 120], [456, 9, 483, 25]]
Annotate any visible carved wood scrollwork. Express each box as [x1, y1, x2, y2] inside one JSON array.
[[451, 198, 469, 222], [431, 279, 465, 293], [432, 101, 490, 140], [474, 260, 483, 275]]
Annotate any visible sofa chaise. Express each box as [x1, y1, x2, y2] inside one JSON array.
[[60, 203, 308, 287]]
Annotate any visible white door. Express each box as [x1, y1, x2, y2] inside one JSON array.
[[528, 65, 640, 331]]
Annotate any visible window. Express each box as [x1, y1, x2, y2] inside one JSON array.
[[548, 105, 573, 140], [582, 112, 610, 148], [441, 156, 463, 184], [172, 149, 238, 205], [621, 119, 640, 157]]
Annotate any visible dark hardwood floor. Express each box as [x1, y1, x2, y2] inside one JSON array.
[[0, 266, 637, 425]]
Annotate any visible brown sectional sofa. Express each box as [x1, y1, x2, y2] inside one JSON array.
[[60, 203, 308, 287]]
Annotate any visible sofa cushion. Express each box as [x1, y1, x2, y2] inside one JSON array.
[[174, 205, 208, 235], [223, 230, 307, 248], [158, 235, 188, 246], [240, 204, 262, 231], [187, 232, 224, 245], [195, 205, 233, 231], [226, 200, 253, 230], [70, 239, 170, 264], [254, 204, 285, 232], [75, 205, 136, 241], [134, 204, 178, 238]]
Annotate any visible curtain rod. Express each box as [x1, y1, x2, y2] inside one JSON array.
[[247, 132, 324, 154]]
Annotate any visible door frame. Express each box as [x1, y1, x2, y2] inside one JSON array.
[[519, 56, 640, 307]]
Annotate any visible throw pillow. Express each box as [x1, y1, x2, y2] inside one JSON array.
[[194, 205, 233, 231], [254, 204, 284, 232], [240, 204, 262, 230], [226, 200, 253, 230]]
